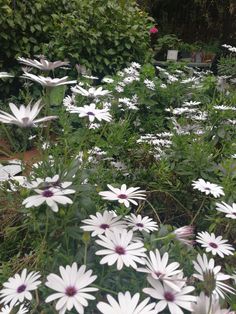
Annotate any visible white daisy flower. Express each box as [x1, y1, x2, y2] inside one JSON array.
[[18, 57, 69, 71], [0, 72, 14, 79], [21, 73, 76, 87], [183, 101, 201, 107], [71, 86, 111, 98], [143, 273, 196, 314], [0, 269, 41, 307], [137, 249, 182, 291], [22, 186, 75, 212], [144, 79, 155, 90], [131, 62, 141, 68], [196, 231, 234, 258], [99, 184, 146, 208], [102, 77, 114, 84], [173, 225, 195, 246], [0, 161, 22, 182], [125, 214, 158, 233], [95, 229, 146, 270], [193, 254, 235, 299], [216, 202, 236, 219], [80, 210, 127, 237], [0, 303, 28, 314], [97, 291, 157, 314], [160, 84, 167, 88], [191, 292, 232, 314], [66, 103, 112, 123], [45, 263, 98, 314], [63, 94, 76, 109], [0, 100, 57, 127], [192, 179, 225, 198]]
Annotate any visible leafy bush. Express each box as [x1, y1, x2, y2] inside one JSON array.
[[0, 0, 152, 75]]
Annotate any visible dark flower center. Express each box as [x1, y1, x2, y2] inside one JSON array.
[[164, 291, 175, 302], [100, 223, 110, 230], [65, 286, 77, 297], [205, 187, 211, 191], [17, 284, 26, 293], [117, 194, 128, 199], [209, 242, 218, 248], [155, 271, 163, 278], [87, 111, 95, 116], [42, 189, 54, 197], [136, 223, 144, 228], [115, 246, 125, 255]]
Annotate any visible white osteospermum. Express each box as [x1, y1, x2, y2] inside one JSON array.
[[45, 263, 98, 314], [25, 174, 73, 190], [0, 100, 57, 127], [191, 292, 232, 314], [196, 231, 234, 258], [216, 202, 236, 219], [71, 85, 111, 98], [193, 254, 235, 299], [22, 186, 75, 212], [102, 77, 114, 84], [137, 249, 182, 291], [125, 214, 158, 233], [192, 179, 225, 198], [22, 73, 76, 87], [173, 225, 195, 246], [18, 57, 69, 70], [143, 274, 196, 314], [0, 161, 22, 182], [80, 210, 127, 237], [0, 72, 14, 79], [0, 269, 41, 307], [97, 292, 157, 314], [99, 184, 146, 208], [95, 229, 147, 270], [0, 304, 28, 314], [67, 103, 112, 122]]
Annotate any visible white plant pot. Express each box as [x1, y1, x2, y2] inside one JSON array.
[[167, 50, 178, 61]]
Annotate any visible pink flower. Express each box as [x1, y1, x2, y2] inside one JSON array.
[[149, 26, 158, 34]]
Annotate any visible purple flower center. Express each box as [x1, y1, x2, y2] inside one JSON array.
[[209, 242, 218, 248], [117, 194, 128, 199], [42, 189, 54, 197], [100, 223, 110, 230], [65, 286, 77, 297], [115, 246, 126, 255], [136, 223, 144, 228], [164, 291, 175, 302], [87, 111, 95, 116], [17, 284, 26, 293], [155, 271, 163, 278]]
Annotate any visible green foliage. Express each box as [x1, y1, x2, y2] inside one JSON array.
[[0, 0, 152, 76], [218, 56, 236, 77]]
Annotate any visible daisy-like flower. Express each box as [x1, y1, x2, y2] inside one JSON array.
[[22, 186, 75, 212], [196, 231, 234, 258], [21, 73, 76, 87], [216, 202, 236, 219], [0, 161, 22, 182], [66, 103, 112, 122], [0, 269, 41, 307], [143, 273, 196, 314], [0, 72, 14, 79], [193, 254, 235, 299], [173, 225, 195, 246], [95, 229, 147, 270], [25, 174, 73, 190], [137, 249, 182, 291], [191, 292, 232, 314], [0, 304, 28, 314], [125, 214, 158, 233], [18, 57, 69, 71], [71, 85, 111, 98], [99, 184, 146, 208], [45, 263, 98, 314], [80, 210, 127, 237], [0, 100, 57, 127], [192, 179, 225, 198], [97, 291, 157, 314], [102, 77, 114, 84]]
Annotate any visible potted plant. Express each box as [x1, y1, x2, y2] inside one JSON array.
[[154, 34, 182, 61]]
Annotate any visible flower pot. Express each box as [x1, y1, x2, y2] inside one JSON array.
[[167, 50, 178, 61]]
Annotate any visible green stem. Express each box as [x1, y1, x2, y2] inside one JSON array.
[[190, 196, 207, 225], [84, 242, 87, 265], [1, 124, 15, 151], [93, 285, 118, 295], [145, 199, 161, 224]]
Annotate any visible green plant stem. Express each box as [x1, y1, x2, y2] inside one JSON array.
[[84, 242, 87, 265], [1, 124, 15, 151], [93, 285, 118, 295], [145, 199, 161, 224], [191, 196, 207, 225]]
